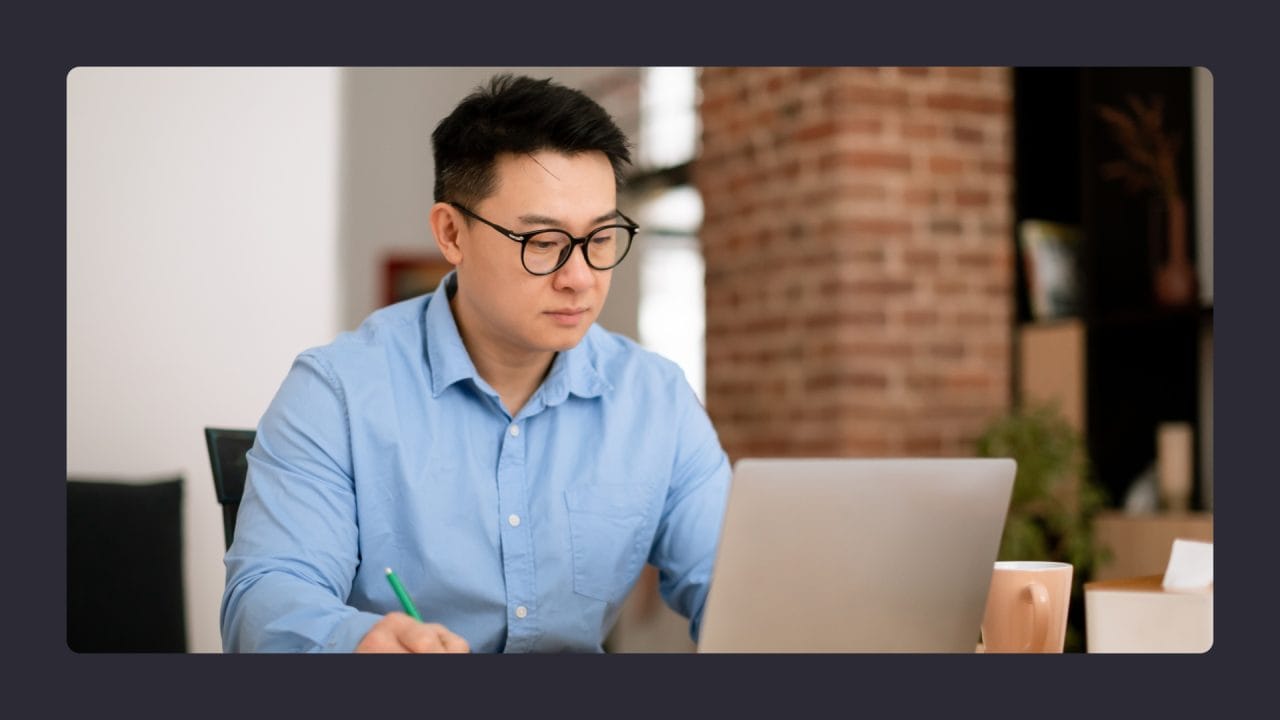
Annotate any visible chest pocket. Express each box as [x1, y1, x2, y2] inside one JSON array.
[[564, 484, 650, 603]]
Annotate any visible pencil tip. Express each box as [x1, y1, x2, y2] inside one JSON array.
[[385, 567, 393, 574]]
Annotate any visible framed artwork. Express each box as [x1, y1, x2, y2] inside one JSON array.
[[382, 255, 453, 306], [1019, 219, 1082, 321]]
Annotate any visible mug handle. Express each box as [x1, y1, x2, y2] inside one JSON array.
[[1024, 582, 1051, 652]]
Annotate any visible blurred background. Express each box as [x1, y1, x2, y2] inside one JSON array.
[[67, 66, 1212, 653]]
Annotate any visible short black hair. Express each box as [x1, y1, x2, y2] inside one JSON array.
[[432, 73, 633, 207]]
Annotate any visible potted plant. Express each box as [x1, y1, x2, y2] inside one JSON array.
[[975, 401, 1110, 652], [1096, 94, 1197, 308]]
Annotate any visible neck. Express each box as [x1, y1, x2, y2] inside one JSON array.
[[450, 295, 556, 417]]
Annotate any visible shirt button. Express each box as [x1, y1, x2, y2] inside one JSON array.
[[509, 424, 520, 437], [515, 606, 528, 619], [508, 514, 521, 527]]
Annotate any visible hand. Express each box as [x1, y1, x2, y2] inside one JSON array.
[[355, 611, 471, 653]]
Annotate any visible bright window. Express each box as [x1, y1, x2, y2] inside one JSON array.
[[635, 68, 705, 402]]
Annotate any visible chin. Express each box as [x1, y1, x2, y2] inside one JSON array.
[[540, 326, 592, 352]]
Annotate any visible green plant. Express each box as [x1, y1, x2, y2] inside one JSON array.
[[975, 401, 1111, 652]]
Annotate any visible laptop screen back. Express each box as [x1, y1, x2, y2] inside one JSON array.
[[696, 457, 1015, 652]]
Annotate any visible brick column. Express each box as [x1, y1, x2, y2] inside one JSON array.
[[696, 67, 1014, 461]]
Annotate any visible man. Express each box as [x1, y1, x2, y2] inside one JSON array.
[[221, 74, 732, 653]]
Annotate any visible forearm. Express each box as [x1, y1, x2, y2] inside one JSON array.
[[650, 379, 733, 642], [658, 555, 716, 641], [221, 567, 382, 652], [221, 352, 375, 652]]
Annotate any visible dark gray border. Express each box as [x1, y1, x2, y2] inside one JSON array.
[[32, 0, 1269, 714]]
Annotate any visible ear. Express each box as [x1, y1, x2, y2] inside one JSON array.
[[429, 202, 465, 265]]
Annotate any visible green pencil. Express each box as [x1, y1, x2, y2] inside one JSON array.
[[384, 567, 423, 622]]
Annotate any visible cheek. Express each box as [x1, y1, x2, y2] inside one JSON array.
[[493, 277, 544, 322], [462, 245, 521, 296]]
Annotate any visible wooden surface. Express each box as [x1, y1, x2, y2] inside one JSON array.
[[1092, 511, 1213, 581], [1085, 574, 1166, 592]]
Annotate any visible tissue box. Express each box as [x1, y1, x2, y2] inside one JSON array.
[[1084, 575, 1213, 653]]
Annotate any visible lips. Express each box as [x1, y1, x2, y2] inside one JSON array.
[[545, 307, 589, 325]]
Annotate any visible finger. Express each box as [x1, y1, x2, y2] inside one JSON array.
[[356, 627, 411, 653], [402, 623, 448, 653], [437, 627, 470, 653], [367, 639, 412, 653], [356, 612, 415, 653]]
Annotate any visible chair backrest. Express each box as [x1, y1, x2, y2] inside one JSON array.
[[67, 477, 188, 652], [203, 427, 256, 550]]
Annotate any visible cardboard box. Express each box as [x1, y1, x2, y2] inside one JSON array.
[[1092, 512, 1213, 581], [1018, 319, 1085, 434], [1084, 574, 1212, 653]]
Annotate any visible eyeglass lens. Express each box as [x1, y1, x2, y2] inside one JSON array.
[[522, 227, 633, 274]]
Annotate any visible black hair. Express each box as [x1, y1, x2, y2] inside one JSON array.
[[431, 73, 633, 206]]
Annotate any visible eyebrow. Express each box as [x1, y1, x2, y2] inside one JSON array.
[[516, 210, 622, 229]]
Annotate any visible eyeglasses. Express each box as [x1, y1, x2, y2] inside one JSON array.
[[449, 202, 639, 276]]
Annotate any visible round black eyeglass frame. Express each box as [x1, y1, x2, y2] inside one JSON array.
[[449, 201, 639, 276]]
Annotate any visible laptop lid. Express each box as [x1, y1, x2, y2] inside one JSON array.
[[696, 457, 1015, 652]]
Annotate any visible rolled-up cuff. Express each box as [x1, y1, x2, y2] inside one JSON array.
[[321, 610, 384, 652]]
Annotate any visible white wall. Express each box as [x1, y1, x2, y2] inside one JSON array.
[[67, 68, 343, 652]]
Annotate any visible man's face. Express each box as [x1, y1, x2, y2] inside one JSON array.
[[450, 149, 618, 359]]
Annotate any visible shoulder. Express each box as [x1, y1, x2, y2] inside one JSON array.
[[298, 294, 429, 373], [581, 324, 688, 391]]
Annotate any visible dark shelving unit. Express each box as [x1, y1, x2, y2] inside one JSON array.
[[1012, 67, 1210, 510]]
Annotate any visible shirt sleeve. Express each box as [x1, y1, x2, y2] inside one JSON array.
[[220, 351, 383, 652], [646, 376, 732, 644]]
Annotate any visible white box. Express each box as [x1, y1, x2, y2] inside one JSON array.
[[1084, 575, 1213, 653]]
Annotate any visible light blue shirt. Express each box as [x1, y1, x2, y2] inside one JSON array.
[[221, 272, 731, 652]]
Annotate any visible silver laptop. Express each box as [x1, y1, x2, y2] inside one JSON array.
[[696, 457, 1015, 652]]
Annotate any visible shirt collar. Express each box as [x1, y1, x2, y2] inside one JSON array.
[[424, 271, 612, 404], [538, 332, 611, 409], [424, 271, 478, 398]]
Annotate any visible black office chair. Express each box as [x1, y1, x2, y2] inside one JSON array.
[[204, 427, 256, 550], [67, 476, 188, 652]]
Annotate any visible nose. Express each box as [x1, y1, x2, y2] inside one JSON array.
[[550, 240, 598, 291]]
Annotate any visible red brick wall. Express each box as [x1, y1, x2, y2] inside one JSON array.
[[695, 67, 1014, 461]]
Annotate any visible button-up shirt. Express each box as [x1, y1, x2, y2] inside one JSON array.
[[220, 273, 731, 652]]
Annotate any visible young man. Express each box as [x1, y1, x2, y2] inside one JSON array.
[[220, 74, 732, 653]]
